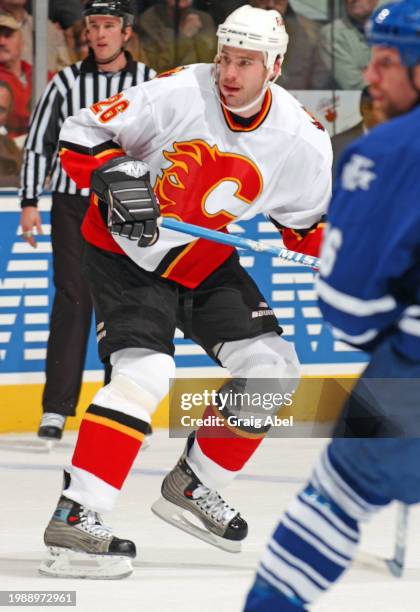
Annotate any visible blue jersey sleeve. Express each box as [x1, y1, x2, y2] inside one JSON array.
[[317, 113, 420, 357]]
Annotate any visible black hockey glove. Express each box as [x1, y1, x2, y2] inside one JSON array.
[[91, 156, 160, 247]]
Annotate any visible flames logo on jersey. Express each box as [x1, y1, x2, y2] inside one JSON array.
[[154, 140, 263, 230], [301, 105, 325, 132], [157, 66, 186, 79]]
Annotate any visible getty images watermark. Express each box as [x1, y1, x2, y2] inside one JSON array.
[[178, 387, 295, 430]]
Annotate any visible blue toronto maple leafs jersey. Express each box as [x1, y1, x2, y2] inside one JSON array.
[[317, 104, 420, 360]]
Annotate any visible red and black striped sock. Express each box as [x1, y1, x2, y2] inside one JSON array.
[[196, 404, 265, 472], [72, 404, 149, 490]]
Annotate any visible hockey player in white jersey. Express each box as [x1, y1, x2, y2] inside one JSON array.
[[245, 1, 420, 609], [40, 5, 332, 578]]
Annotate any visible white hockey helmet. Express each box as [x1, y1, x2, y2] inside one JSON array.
[[216, 4, 289, 72]]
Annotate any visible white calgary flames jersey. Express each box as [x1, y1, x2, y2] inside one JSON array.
[[59, 63, 332, 287]]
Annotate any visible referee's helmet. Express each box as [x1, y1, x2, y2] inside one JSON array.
[[83, 0, 134, 27]]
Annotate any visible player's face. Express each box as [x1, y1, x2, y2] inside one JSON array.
[[218, 46, 270, 113], [364, 47, 418, 118], [86, 15, 130, 63]]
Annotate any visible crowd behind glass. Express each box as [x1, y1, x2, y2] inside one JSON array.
[[0, 0, 383, 185]]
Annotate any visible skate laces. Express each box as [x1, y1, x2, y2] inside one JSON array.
[[192, 485, 237, 525], [78, 508, 113, 539]]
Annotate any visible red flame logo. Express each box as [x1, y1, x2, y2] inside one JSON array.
[[154, 140, 263, 230]]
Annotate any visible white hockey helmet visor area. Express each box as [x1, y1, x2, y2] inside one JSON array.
[[216, 4, 289, 71]]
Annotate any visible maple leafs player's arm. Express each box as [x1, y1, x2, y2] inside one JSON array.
[[91, 156, 160, 247], [269, 215, 327, 258]]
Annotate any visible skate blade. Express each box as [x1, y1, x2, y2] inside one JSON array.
[[151, 496, 241, 554], [39, 547, 133, 579], [44, 439, 57, 452]]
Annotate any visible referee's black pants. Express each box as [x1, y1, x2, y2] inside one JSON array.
[[42, 193, 105, 417]]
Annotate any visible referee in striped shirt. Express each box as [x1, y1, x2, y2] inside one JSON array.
[[19, 0, 156, 442]]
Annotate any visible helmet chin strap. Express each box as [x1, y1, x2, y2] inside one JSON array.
[[212, 62, 271, 114]]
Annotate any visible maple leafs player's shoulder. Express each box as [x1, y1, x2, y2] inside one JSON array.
[[331, 114, 420, 236]]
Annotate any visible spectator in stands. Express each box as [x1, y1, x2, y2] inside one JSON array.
[[319, 0, 380, 90], [0, 0, 71, 72], [193, 1, 244, 25], [289, 0, 329, 45], [251, 0, 288, 13], [331, 85, 385, 176], [0, 10, 31, 138], [73, 21, 90, 60], [0, 79, 21, 186], [138, 0, 217, 73], [46, 0, 83, 31], [26, 0, 83, 27], [250, 0, 334, 89], [45, 0, 84, 64], [134, 0, 159, 11]]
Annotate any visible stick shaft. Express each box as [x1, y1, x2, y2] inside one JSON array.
[[387, 503, 409, 577], [159, 217, 320, 270], [353, 503, 409, 578]]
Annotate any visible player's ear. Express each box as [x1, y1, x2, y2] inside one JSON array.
[[270, 55, 282, 81]]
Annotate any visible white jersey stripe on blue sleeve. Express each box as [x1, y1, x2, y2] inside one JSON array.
[[398, 306, 420, 337], [316, 278, 397, 316], [399, 316, 420, 337], [404, 306, 420, 317], [331, 326, 379, 345]]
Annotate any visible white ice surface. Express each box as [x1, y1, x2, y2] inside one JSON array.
[[0, 431, 419, 612]]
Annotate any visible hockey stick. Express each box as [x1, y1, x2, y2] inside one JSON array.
[[159, 217, 320, 270], [354, 503, 409, 578], [387, 503, 409, 577]]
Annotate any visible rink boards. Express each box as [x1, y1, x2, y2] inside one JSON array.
[[0, 193, 366, 432]]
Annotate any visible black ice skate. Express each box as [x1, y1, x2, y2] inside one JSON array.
[[151, 455, 248, 553], [40, 481, 136, 579], [38, 413, 66, 450]]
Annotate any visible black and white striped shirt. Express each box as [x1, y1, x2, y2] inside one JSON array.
[[20, 52, 155, 206]]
